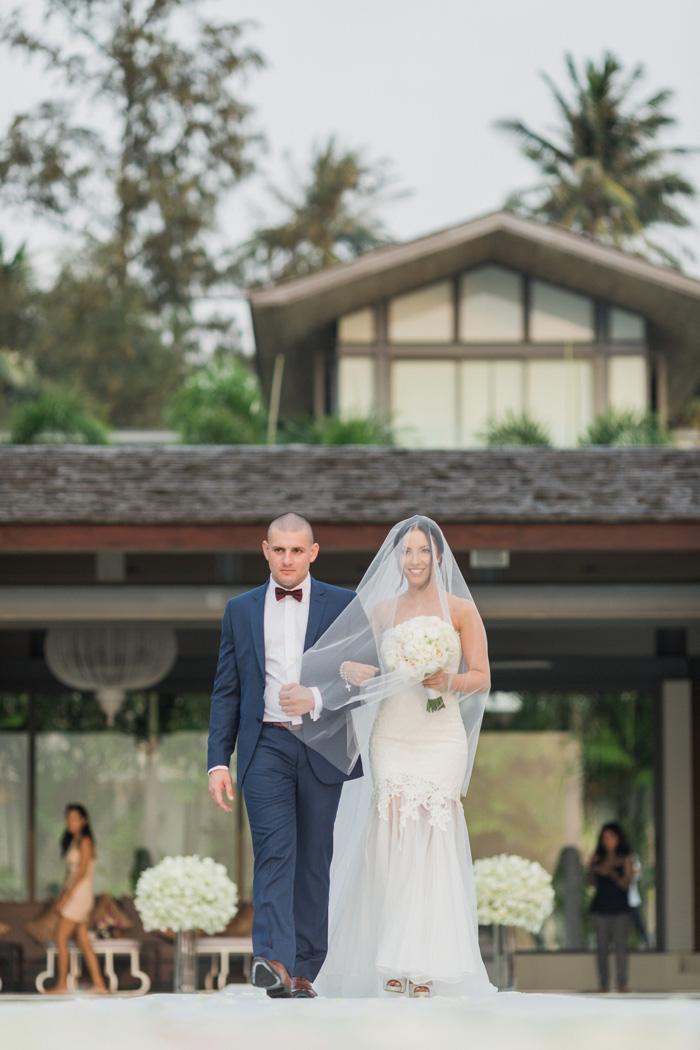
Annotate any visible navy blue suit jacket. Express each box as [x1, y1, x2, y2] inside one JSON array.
[[207, 577, 362, 787]]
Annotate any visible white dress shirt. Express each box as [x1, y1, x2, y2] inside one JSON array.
[[208, 574, 321, 775], [262, 573, 321, 725]]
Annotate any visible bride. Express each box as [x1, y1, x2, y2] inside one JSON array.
[[296, 515, 495, 998]]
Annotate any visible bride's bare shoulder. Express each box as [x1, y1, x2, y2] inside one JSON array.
[[447, 593, 481, 626]]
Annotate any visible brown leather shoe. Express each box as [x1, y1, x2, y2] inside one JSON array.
[[291, 976, 317, 998], [251, 957, 292, 998]]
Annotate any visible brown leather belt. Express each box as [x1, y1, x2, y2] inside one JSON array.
[[264, 721, 302, 731]]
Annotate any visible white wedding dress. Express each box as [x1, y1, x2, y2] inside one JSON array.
[[318, 625, 494, 998]]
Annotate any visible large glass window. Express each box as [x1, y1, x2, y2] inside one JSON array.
[[335, 270, 651, 448], [388, 282, 454, 343], [0, 733, 28, 900], [338, 308, 375, 344], [468, 691, 655, 951], [388, 357, 594, 448], [527, 359, 594, 446], [460, 360, 525, 445], [391, 360, 457, 446], [337, 357, 376, 419], [0, 692, 254, 903], [36, 731, 251, 900], [530, 281, 595, 343], [459, 265, 524, 342], [610, 307, 645, 343], [608, 356, 648, 412]]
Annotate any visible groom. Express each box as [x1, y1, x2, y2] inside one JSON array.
[[207, 512, 363, 998]]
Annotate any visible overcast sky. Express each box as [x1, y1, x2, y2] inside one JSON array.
[[1, 0, 699, 344]]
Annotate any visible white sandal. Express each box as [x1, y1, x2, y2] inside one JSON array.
[[383, 977, 407, 993], [409, 981, 432, 998]]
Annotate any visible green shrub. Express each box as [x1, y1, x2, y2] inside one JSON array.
[[578, 409, 670, 447], [168, 357, 267, 444], [279, 415, 394, 445], [482, 412, 552, 447], [10, 389, 110, 444]]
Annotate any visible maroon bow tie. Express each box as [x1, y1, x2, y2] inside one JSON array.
[[275, 586, 303, 603]]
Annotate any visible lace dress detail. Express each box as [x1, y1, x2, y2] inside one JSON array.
[[373, 773, 456, 830], [369, 680, 469, 817]]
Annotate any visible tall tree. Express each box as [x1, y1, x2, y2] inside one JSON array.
[[0, 0, 263, 308], [236, 136, 402, 285], [0, 239, 39, 424], [0, 1, 262, 423], [496, 53, 696, 267], [0, 239, 36, 352], [30, 257, 188, 426]]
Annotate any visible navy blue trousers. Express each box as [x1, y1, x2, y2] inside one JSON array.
[[242, 725, 343, 980]]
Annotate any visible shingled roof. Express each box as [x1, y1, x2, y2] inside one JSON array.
[[0, 446, 699, 524]]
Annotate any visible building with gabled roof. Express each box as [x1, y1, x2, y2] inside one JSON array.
[[249, 210, 700, 445]]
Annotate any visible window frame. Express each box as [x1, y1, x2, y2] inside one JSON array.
[[333, 274, 650, 439]]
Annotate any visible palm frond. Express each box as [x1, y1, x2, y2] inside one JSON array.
[[495, 52, 697, 267], [494, 118, 570, 164]]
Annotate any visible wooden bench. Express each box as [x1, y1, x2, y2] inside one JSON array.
[[36, 937, 151, 994], [196, 936, 254, 990]]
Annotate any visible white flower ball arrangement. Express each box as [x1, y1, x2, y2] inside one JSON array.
[[134, 854, 239, 934], [473, 853, 555, 934]]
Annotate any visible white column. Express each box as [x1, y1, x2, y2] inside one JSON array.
[[661, 680, 694, 951]]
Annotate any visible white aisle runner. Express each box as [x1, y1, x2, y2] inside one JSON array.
[[3, 987, 700, 1050]]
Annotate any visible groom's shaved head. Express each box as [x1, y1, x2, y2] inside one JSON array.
[[264, 513, 318, 588], [268, 512, 314, 544]]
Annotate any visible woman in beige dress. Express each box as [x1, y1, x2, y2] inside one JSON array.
[[48, 804, 107, 994]]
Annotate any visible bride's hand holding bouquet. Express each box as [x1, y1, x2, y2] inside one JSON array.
[[381, 615, 460, 712], [422, 667, 452, 694]]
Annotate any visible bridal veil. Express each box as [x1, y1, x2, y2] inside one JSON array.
[[293, 515, 494, 997]]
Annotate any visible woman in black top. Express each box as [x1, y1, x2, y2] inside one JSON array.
[[587, 822, 633, 992]]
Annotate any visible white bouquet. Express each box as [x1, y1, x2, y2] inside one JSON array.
[[134, 854, 238, 934], [473, 853, 555, 933], [381, 614, 460, 712]]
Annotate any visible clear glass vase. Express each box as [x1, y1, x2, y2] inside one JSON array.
[[174, 928, 197, 993], [492, 924, 515, 990]]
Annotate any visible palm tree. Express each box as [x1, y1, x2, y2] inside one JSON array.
[[496, 53, 696, 267], [235, 136, 404, 285]]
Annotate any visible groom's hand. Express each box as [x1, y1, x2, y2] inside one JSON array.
[[279, 683, 315, 716], [209, 768, 234, 812]]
